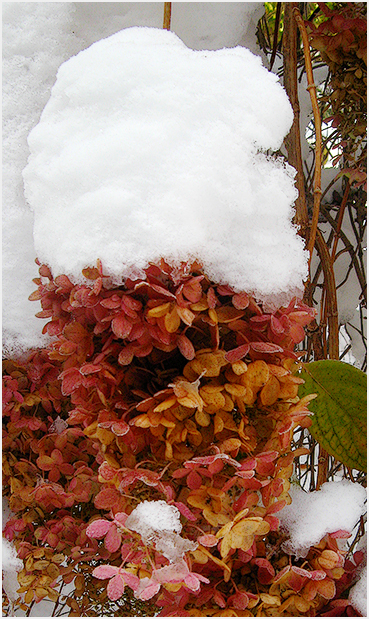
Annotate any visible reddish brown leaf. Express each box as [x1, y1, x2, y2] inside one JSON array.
[[182, 277, 203, 303], [225, 343, 250, 363], [232, 292, 249, 310], [250, 342, 284, 353], [80, 363, 102, 375], [112, 314, 132, 339], [177, 334, 195, 360]]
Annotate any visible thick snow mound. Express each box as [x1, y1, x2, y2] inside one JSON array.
[[23, 26, 308, 302]]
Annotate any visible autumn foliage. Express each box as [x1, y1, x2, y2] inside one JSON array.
[[2, 259, 364, 616]]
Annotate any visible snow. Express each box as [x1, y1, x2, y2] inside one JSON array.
[[349, 564, 367, 617], [125, 500, 182, 539], [279, 481, 367, 558], [3, 2, 266, 357], [22, 26, 307, 309], [125, 500, 197, 562], [2, 538, 23, 602]]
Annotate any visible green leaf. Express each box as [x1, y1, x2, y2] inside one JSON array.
[[298, 360, 366, 472]]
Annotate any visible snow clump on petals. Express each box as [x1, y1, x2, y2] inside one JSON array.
[[125, 499, 182, 541], [279, 481, 367, 558], [23, 26, 308, 305], [125, 500, 197, 562]]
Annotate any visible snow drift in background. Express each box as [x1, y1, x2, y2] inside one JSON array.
[[23, 26, 308, 304]]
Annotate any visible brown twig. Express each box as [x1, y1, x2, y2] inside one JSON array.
[[163, 2, 172, 30], [314, 229, 339, 489], [331, 182, 351, 262], [270, 3, 282, 72], [283, 3, 309, 239], [293, 7, 322, 263]]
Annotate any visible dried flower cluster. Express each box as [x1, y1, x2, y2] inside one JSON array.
[[2, 260, 363, 616]]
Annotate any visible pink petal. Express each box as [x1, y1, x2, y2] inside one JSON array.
[[228, 591, 249, 610], [80, 363, 102, 375], [177, 334, 195, 360], [225, 343, 250, 363], [107, 573, 125, 601], [174, 502, 197, 522], [197, 534, 218, 548], [184, 573, 201, 591], [93, 565, 119, 580], [250, 341, 284, 353], [187, 470, 202, 490], [232, 292, 249, 310], [122, 571, 140, 590], [138, 581, 161, 601], [105, 524, 122, 553], [86, 519, 111, 539]]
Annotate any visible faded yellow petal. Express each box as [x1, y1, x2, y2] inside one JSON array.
[[220, 533, 233, 558], [18, 574, 36, 587], [260, 593, 281, 606], [176, 306, 196, 326], [164, 307, 181, 333], [208, 308, 218, 323], [242, 360, 270, 391], [218, 437, 241, 453], [231, 360, 248, 375], [256, 520, 271, 536], [164, 582, 182, 592], [232, 518, 261, 538], [132, 414, 152, 428], [242, 386, 256, 405], [203, 507, 222, 527], [225, 383, 247, 398], [216, 521, 234, 539], [96, 427, 115, 446], [260, 375, 280, 406], [223, 393, 235, 411], [190, 296, 209, 311], [294, 595, 312, 613], [318, 550, 339, 570], [195, 410, 211, 427], [200, 390, 226, 409], [214, 414, 225, 434], [153, 396, 177, 413], [147, 302, 171, 318], [233, 508, 250, 524], [278, 381, 299, 399], [191, 548, 209, 564], [165, 441, 173, 460]]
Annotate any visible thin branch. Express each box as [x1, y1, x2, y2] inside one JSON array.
[[270, 3, 282, 71], [293, 7, 322, 262], [283, 3, 309, 239], [163, 2, 172, 30]]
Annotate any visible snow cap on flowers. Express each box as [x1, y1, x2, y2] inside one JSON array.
[[23, 26, 308, 305]]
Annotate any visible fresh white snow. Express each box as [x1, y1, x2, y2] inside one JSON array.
[[125, 500, 197, 562], [125, 500, 183, 539], [279, 480, 367, 557], [2, 2, 266, 357], [348, 564, 367, 617], [2, 538, 24, 602], [22, 26, 307, 307]]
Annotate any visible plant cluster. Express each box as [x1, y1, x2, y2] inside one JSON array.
[[307, 2, 367, 186], [2, 259, 365, 616]]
